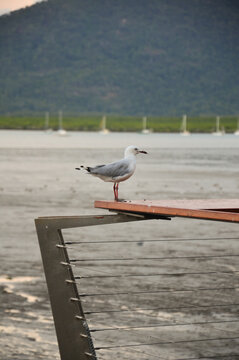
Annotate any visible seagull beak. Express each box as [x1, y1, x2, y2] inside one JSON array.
[[139, 150, 148, 154]]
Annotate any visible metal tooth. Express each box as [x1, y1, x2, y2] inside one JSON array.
[[61, 261, 71, 266], [75, 315, 85, 320], [56, 244, 66, 248], [84, 352, 96, 358], [60, 261, 76, 268], [70, 297, 80, 302], [65, 279, 75, 284], [80, 333, 89, 338]]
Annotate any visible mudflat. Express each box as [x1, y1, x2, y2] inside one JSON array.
[[0, 131, 238, 359]]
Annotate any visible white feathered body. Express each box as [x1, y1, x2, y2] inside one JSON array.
[[81, 155, 136, 183], [76, 145, 147, 185]]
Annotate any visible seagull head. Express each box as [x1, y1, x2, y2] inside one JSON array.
[[124, 145, 148, 158]]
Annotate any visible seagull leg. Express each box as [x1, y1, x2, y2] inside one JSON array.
[[113, 183, 119, 201], [114, 183, 126, 202], [113, 183, 117, 201], [116, 183, 119, 200]]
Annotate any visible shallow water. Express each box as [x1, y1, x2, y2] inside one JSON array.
[[0, 130, 238, 359], [0, 129, 239, 148]]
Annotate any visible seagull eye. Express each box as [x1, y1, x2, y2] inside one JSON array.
[[135, 148, 138, 151]]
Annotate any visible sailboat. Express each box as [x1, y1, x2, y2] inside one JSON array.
[[234, 118, 239, 136], [44, 111, 52, 133], [57, 110, 67, 136], [180, 114, 190, 136], [141, 116, 151, 134], [99, 115, 110, 134], [212, 116, 224, 136]]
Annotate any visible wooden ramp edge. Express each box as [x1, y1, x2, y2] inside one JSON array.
[[94, 199, 239, 223]]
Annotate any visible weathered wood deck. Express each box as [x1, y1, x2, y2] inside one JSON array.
[[95, 199, 239, 223]]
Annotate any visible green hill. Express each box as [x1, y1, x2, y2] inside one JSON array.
[[0, 0, 239, 116]]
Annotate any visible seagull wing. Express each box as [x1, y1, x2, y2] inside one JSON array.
[[90, 158, 131, 179]]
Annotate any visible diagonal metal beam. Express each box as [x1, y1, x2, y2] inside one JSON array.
[[35, 213, 144, 360]]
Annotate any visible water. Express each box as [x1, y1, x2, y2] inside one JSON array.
[[0, 130, 238, 359], [0, 129, 239, 149]]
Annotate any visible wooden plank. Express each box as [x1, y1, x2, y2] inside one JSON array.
[[94, 199, 239, 223]]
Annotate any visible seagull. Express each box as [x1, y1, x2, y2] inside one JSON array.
[[75, 145, 147, 201]]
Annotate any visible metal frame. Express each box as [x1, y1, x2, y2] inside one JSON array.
[[35, 213, 147, 360], [35, 202, 239, 359]]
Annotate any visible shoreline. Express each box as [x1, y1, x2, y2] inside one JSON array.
[[0, 130, 239, 149]]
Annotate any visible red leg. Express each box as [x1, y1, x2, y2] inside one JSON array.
[[116, 183, 119, 201], [113, 183, 117, 201]]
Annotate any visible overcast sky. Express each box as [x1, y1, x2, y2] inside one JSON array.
[[0, 0, 43, 15]]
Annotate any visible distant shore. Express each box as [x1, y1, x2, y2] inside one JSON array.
[[0, 115, 238, 133]]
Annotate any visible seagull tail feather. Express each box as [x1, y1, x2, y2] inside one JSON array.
[[75, 166, 91, 173]]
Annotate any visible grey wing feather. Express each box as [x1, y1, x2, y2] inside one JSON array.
[[90, 159, 130, 178], [89, 164, 105, 171]]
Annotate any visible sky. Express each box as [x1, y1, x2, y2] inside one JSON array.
[[0, 0, 43, 15]]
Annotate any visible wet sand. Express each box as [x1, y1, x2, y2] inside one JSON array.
[[0, 131, 239, 359]]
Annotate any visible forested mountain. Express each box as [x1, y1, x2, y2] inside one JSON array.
[[0, 0, 239, 115]]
